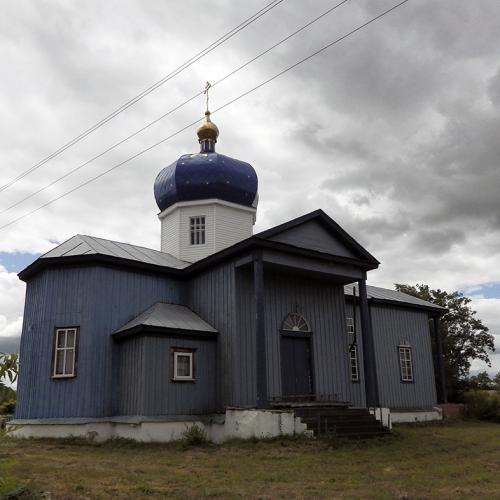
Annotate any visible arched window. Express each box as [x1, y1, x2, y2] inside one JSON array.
[[281, 313, 311, 333]]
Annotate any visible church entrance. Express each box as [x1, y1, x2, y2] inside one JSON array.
[[281, 335, 313, 398]]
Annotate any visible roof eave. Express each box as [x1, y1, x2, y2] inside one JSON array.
[[185, 236, 379, 276], [354, 296, 448, 316], [19, 231, 379, 282], [113, 324, 219, 342], [18, 254, 185, 282]]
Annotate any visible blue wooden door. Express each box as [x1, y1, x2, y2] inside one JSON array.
[[281, 336, 313, 398]]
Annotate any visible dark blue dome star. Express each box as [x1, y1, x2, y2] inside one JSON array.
[[154, 112, 258, 212], [154, 152, 258, 212]]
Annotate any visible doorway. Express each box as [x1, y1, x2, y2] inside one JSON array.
[[280, 335, 313, 399]]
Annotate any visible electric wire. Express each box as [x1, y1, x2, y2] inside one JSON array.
[[0, 0, 409, 232], [0, 0, 285, 193], [0, 0, 352, 216]]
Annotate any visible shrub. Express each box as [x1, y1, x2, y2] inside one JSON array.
[[181, 423, 208, 447], [0, 399, 16, 415], [463, 390, 500, 422]]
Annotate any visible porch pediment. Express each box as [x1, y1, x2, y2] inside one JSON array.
[[255, 210, 379, 268]]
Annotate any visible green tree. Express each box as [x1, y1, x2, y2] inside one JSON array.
[[493, 372, 500, 392], [0, 352, 18, 387], [394, 284, 495, 400], [0, 353, 18, 418], [468, 371, 494, 390]]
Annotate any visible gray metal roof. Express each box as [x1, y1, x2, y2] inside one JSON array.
[[41, 235, 189, 270], [114, 302, 218, 335], [344, 284, 447, 312], [37, 237, 444, 314]]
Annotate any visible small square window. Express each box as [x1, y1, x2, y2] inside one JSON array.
[[53, 327, 78, 378], [172, 349, 195, 381], [189, 216, 206, 245], [398, 346, 414, 382]]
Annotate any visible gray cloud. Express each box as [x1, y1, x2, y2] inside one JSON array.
[[0, 337, 20, 354]]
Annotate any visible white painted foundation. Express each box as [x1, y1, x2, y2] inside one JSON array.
[[9, 409, 309, 443], [389, 408, 443, 424], [369, 407, 392, 430]]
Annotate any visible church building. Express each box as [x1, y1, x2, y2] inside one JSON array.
[[12, 111, 447, 442]]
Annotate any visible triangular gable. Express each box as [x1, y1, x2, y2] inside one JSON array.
[[256, 209, 379, 265]]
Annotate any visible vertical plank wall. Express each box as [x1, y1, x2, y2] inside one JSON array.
[[196, 264, 368, 408], [16, 265, 184, 419], [141, 337, 218, 415], [370, 304, 437, 409], [187, 260, 236, 410], [262, 271, 357, 404], [344, 302, 367, 407], [205, 267, 364, 407]]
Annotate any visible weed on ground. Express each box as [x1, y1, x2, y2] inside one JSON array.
[[0, 420, 499, 499]]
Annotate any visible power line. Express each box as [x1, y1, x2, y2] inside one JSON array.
[[0, 0, 352, 216], [0, 0, 285, 194], [0, 0, 409, 232]]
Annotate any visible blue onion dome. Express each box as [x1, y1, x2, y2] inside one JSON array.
[[154, 111, 258, 212]]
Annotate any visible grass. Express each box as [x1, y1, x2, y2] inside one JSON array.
[[0, 420, 499, 499]]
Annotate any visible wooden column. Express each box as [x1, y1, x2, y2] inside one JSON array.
[[358, 278, 379, 407], [253, 252, 267, 408], [433, 316, 448, 404]]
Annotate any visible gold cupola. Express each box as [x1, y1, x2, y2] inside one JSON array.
[[197, 111, 219, 153]]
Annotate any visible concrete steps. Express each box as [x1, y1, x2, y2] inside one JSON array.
[[274, 403, 391, 439]]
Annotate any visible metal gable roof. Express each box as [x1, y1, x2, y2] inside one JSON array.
[[344, 283, 447, 313], [40, 234, 190, 270], [113, 302, 218, 338], [255, 209, 380, 266]]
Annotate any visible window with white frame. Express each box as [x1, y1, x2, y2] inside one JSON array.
[[172, 348, 195, 381], [349, 345, 359, 382], [189, 216, 206, 245], [398, 345, 414, 382], [53, 327, 78, 378]]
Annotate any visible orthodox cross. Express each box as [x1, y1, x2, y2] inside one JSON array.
[[204, 81, 212, 112]]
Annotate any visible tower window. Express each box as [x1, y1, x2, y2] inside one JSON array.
[[190, 216, 206, 245]]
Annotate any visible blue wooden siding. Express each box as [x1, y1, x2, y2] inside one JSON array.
[[16, 259, 438, 420], [187, 261, 236, 409], [116, 336, 217, 416], [262, 272, 358, 404], [116, 336, 144, 416], [189, 263, 368, 409], [370, 304, 437, 409], [233, 269, 257, 406], [16, 265, 184, 419], [231, 268, 363, 407], [345, 302, 367, 407]]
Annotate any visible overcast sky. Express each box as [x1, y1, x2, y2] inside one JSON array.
[[0, 0, 499, 374]]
